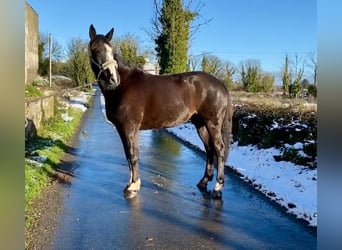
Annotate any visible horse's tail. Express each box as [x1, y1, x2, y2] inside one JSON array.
[[221, 92, 233, 164]]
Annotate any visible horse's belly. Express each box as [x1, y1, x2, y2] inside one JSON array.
[[140, 109, 193, 130]]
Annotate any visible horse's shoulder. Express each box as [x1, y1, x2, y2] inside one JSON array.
[[123, 68, 152, 89]]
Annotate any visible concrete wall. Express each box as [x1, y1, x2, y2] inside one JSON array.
[[25, 96, 55, 140], [25, 2, 39, 85]]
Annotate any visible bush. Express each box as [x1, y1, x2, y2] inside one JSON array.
[[232, 103, 317, 168], [307, 84, 317, 98]]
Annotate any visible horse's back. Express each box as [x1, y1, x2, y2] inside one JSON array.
[[142, 71, 229, 97], [138, 70, 231, 112], [181, 71, 231, 109], [111, 69, 231, 129]]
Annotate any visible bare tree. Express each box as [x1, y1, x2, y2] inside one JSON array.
[[201, 54, 223, 76], [38, 32, 64, 76], [149, 0, 211, 42], [290, 53, 305, 98], [306, 51, 317, 87], [282, 53, 305, 98], [185, 0, 212, 41], [198, 54, 236, 88], [39, 32, 64, 61], [188, 54, 202, 71], [222, 61, 236, 89]]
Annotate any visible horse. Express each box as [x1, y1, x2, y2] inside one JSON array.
[[88, 24, 233, 199]]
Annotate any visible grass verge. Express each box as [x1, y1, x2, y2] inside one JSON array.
[[25, 97, 88, 247], [25, 84, 44, 98]]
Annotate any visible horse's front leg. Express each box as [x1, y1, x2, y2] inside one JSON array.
[[117, 125, 141, 198]]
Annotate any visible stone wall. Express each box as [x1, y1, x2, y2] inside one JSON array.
[[25, 96, 55, 140], [25, 2, 39, 85]]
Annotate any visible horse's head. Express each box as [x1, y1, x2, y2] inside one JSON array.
[[88, 24, 120, 90]]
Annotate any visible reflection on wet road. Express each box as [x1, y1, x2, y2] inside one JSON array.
[[53, 89, 316, 249]]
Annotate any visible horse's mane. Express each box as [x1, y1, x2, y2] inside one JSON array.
[[113, 53, 130, 67], [114, 53, 147, 74]]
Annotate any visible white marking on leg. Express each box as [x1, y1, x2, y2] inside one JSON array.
[[129, 169, 133, 183], [127, 178, 141, 191], [214, 182, 223, 191]]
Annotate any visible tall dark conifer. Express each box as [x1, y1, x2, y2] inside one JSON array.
[[155, 0, 197, 74]]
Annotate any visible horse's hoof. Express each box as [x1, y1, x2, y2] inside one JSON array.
[[196, 181, 208, 191], [124, 190, 138, 199], [213, 199, 223, 206], [212, 190, 222, 200]]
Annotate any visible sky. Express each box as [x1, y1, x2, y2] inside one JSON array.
[[27, 0, 316, 83]]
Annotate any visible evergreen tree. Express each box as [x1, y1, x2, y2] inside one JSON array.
[[155, 0, 197, 74], [222, 62, 236, 89], [67, 38, 94, 87], [113, 35, 148, 68], [259, 74, 275, 93], [282, 54, 291, 97], [307, 84, 317, 98], [290, 71, 303, 98], [240, 60, 261, 92], [282, 53, 304, 98], [38, 38, 48, 76]]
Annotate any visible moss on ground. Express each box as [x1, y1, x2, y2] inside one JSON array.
[[25, 84, 44, 98]]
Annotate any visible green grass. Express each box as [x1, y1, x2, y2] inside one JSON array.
[[25, 97, 88, 247], [25, 84, 43, 98]]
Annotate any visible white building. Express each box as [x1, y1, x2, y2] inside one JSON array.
[[143, 58, 159, 75]]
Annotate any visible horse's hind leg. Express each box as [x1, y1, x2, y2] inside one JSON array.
[[192, 115, 215, 191], [206, 121, 226, 199]]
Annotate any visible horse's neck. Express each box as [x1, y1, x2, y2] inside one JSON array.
[[114, 54, 134, 81], [102, 90, 117, 106], [118, 64, 139, 85], [117, 64, 131, 81]]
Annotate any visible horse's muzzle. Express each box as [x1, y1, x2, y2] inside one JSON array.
[[110, 76, 119, 86], [105, 82, 120, 90]]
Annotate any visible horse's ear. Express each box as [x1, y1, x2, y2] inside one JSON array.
[[105, 28, 114, 41], [89, 24, 96, 40]]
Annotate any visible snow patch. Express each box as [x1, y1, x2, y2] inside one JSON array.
[[166, 124, 317, 227]]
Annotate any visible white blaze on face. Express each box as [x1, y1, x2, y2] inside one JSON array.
[[104, 43, 119, 84]]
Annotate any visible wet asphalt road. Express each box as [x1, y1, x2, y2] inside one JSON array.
[[52, 89, 316, 249]]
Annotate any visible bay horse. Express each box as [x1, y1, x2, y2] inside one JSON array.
[[88, 24, 233, 199]]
